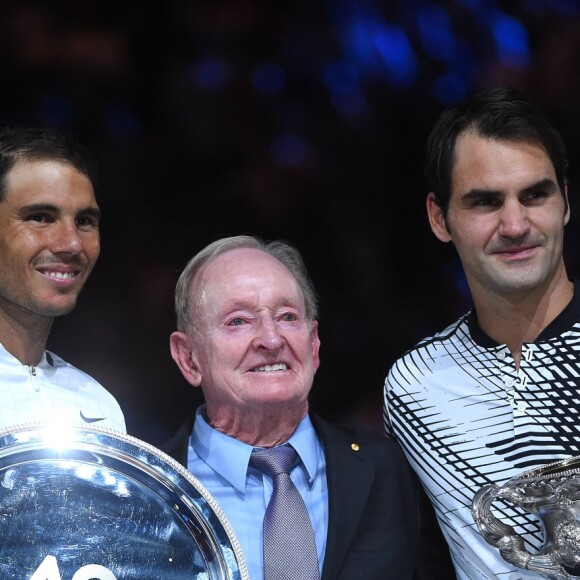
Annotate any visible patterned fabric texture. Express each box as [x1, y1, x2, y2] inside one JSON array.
[[250, 445, 320, 580], [384, 289, 580, 579]]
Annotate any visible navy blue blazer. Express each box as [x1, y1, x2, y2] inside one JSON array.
[[162, 413, 454, 579]]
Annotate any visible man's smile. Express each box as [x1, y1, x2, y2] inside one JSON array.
[[251, 363, 288, 372], [38, 269, 80, 280], [490, 245, 539, 260]]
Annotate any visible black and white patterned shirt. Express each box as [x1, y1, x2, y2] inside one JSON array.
[[384, 285, 580, 579]]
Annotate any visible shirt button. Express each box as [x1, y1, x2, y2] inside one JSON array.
[[517, 401, 528, 412]]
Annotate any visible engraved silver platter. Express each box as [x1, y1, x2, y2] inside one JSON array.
[[0, 423, 249, 580]]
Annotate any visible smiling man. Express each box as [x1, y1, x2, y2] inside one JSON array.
[[384, 88, 576, 578], [0, 127, 125, 432], [166, 235, 452, 580]]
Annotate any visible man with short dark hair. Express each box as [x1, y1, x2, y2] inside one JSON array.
[[0, 126, 125, 432], [384, 87, 576, 578], [166, 234, 452, 580]]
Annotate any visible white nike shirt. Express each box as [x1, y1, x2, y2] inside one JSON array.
[[0, 342, 126, 433]]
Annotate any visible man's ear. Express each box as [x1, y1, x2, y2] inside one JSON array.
[[564, 183, 571, 226], [169, 331, 202, 387], [426, 192, 452, 243], [310, 320, 321, 372]]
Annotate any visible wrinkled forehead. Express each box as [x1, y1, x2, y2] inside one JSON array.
[[189, 248, 305, 319]]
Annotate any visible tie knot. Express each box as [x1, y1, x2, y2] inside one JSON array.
[[250, 445, 298, 478]]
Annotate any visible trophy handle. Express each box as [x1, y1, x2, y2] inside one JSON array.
[[472, 484, 568, 579]]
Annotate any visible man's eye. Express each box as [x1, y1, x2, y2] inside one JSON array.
[[76, 216, 97, 228], [522, 191, 547, 203], [26, 214, 49, 223], [473, 198, 498, 207], [228, 317, 246, 326], [281, 313, 298, 322]]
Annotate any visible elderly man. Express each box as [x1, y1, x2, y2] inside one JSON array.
[[0, 126, 124, 432], [166, 235, 451, 580]]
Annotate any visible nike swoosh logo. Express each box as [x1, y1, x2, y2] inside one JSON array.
[[80, 411, 106, 424]]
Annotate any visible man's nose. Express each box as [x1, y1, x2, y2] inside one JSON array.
[[253, 318, 284, 350], [50, 220, 83, 254], [498, 200, 530, 239]]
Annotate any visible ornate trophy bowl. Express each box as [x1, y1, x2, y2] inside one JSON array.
[[0, 422, 249, 580], [472, 456, 580, 580]]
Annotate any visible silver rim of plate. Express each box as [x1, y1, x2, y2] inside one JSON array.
[[0, 422, 249, 580]]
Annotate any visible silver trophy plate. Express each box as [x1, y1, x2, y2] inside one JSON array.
[[0, 423, 249, 580]]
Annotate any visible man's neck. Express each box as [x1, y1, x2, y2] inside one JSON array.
[[206, 403, 308, 447], [0, 308, 52, 366], [471, 269, 573, 366]]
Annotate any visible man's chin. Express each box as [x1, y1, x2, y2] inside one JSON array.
[[486, 269, 552, 296], [248, 392, 310, 410], [33, 298, 78, 317]]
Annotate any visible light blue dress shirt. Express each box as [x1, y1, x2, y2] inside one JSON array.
[[187, 406, 328, 580]]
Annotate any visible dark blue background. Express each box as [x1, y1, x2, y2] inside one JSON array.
[[2, 0, 579, 444]]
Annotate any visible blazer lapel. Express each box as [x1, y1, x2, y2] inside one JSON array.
[[311, 415, 376, 580]]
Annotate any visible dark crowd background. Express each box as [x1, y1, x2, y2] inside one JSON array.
[[2, 0, 580, 446]]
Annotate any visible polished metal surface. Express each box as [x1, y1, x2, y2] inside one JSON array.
[[0, 423, 249, 580], [472, 455, 580, 580]]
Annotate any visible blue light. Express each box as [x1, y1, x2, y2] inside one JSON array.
[[270, 133, 309, 167], [252, 62, 286, 94], [417, 6, 455, 62], [432, 73, 467, 105], [323, 61, 360, 95], [191, 57, 230, 91], [324, 61, 366, 115], [491, 13, 531, 68], [346, 17, 417, 86], [373, 24, 417, 85]]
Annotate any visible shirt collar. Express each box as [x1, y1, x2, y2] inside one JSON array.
[[468, 278, 580, 348], [284, 413, 320, 484], [191, 407, 252, 493], [0, 342, 53, 368], [191, 406, 322, 493]]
